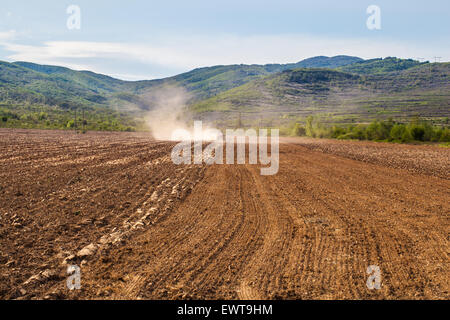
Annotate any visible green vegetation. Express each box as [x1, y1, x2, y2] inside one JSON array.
[[286, 68, 359, 84], [163, 55, 363, 101], [1, 56, 449, 135], [0, 103, 143, 131], [338, 57, 426, 74], [291, 116, 450, 143], [288, 55, 363, 69], [0, 61, 149, 131], [0, 55, 367, 131], [191, 63, 450, 128]]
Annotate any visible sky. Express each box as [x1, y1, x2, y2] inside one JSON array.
[[0, 0, 449, 80]]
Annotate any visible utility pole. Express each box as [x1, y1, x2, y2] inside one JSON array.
[[74, 108, 77, 131]]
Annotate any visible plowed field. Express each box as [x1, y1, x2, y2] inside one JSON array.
[[0, 129, 448, 299]]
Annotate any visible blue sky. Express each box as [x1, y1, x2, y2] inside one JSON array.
[[0, 0, 449, 80]]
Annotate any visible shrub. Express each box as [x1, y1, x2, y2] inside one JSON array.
[[292, 123, 306, 136], [20, 114, 32, 121], [366, 121, 380, 140], [38, 112, 48, 120], [401, 128, 414, 142], [409, 124, 425, 141], [390, 124, 407, 141], [440, 128, 450, 142], [305, 116, 314, 137], [380, 119, 394, 138], [366, 120, 392, 140], [291, 116, 446, 144], [431, 128, 443, 142], [422, 122, 435, 141], [350, 125, 367, 140], [331, 126, 347, 138]]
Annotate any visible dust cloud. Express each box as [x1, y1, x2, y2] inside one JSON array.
[[144, 85, 219, 141]]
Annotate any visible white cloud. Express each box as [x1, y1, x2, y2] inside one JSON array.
[[0, 30, 16, 42], [1, 33, 448, 79]]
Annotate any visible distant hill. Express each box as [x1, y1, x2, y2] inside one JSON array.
[[338, 57, 426, 74], [135, 55, 364, 101], [0, 61, 143, 131], [13, 61, 128, 93], [289, 55, 364, 69], [0, 61, 111, 108], [190, 63, 450, 127], [3, 55, 364, 113], [1, 56, 449, 131]]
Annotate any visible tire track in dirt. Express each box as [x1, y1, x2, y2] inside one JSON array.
[[0, 130, 205, 298], [263, 143, 449, 299], [72, 139, 448, 300], [1, 130, 448, 299], [80, 165, 265, 299]]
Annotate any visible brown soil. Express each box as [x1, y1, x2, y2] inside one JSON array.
[[0, 129, 448, 299]]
